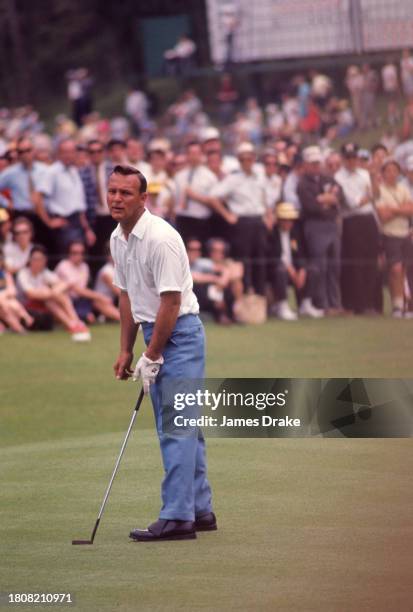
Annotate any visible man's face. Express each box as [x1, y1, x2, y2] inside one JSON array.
[[17, 139, 34, 166], [109, 145, 126, 164], [306, 161, 322, 176], [88, 142, 104, 165], [344, 156, 358, 172], [186, 240, 202, 264], [107, 172, 146, 224], [127, 140, 144, 162], [372, 148, 387, 168], [239, 154, 255, 173], [382, 163, 400, 184], [187, 144, 202, 166], [203, 139, 222, 157], [59, 141, 76, 166]]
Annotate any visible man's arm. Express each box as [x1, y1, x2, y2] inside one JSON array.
[[145, 291, 181, 361], [113, 290, 139, 379]]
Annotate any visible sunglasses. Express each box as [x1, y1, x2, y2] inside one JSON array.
[[13, 229, 31, 235], [18, 148, 33, 154], [88, 148, 103, 154], [188, 246, 201, 251]]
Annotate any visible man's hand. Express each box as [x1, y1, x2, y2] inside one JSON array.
[[133, 353, 164, 394], [114, 350, 134, 380], [48, 217, 68, 229], [85, 228, 96, 247]]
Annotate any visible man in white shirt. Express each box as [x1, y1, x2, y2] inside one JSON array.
[[334, 143, 379, 313], [175, 141, 235, 246], [37, 139, 95, 254], [109, 165, 215, 542], [211, 142, 272, 295]]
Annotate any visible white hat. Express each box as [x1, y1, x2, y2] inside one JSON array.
[[200, 127, 220, 143], [303, 146, 322, 163], [148, 138, 170, 153], [406, 154, 413, 171], [236, 142, 255, 156]]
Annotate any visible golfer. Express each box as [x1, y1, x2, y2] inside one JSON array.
[[108, 165, 216, 541]]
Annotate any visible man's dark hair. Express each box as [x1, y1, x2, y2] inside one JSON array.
[[186, 140, 201, 149], [87, 139, 103, 148], [106, 139, 126, 150], [111, 165, 147, 193], [371, 143, 388, 155], [29, 244, 48, 259]]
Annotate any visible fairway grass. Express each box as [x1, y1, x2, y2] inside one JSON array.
[[1, 320, 413, 610]]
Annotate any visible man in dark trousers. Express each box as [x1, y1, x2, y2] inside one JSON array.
[[297, 146, 345, 314], [109, 165, 216, 541]]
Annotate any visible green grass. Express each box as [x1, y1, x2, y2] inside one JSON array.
[[1, 320, 413, 611]]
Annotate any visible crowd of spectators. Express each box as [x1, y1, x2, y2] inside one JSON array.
[[1, 51, 413, 336]]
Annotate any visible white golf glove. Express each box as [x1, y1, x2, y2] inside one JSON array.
[[133, 352, 164, 394]]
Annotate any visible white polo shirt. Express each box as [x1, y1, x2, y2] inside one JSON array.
[[110, 209, 199, 323], [38, 161, 87, 217], [174, 165, 218, 219], [334, 167, 374, 217], [210, 170, 267, 216]]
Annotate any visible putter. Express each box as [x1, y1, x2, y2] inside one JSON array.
[[72, 387, 145, 545]]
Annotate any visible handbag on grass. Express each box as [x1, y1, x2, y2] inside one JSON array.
[[233, 293, 267, 324]]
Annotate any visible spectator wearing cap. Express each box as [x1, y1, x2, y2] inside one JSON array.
[[297, 146, 345, 313], [79, 139, 115, 265], [36, 139, 96, 255], [174, 141, 236, 246], [334, 143, 379, 314], [201, 127, 239, 175], [270, 202, 323, 320], [376, 158, 413, 317], [210, 142, 272, 296], [144, 140, 169, 215]]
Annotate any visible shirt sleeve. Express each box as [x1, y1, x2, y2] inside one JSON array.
[[110, 237, 127, 291], [210, 175, 235, 200], [37, 167, 53, 196], [151, 238, 185, 295], [16, 269, 31, 293]]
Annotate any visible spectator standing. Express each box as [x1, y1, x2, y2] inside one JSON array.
[[345, 66, 364, 129], [0, 137, 47, 233], [375, 158, 413, 317], [400, 49, 413, 100], [282, 153, 305, 212], [79, 139, 115, 262], [126, 138, 151, 176], [211, 142, 271, 296], [297, 146, 344, 313], [125, 87, 149, 136], [381, 60, 400, 125], [361, 64, 379, 129], [334, 143, 379, 314], [36, 139, 96, 255], [175, 141, 236, 245]]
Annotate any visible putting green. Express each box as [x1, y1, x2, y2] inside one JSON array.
[[1, 321, 413, 610]]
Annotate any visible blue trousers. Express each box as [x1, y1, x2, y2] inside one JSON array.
[[141, 314, 213, 521]]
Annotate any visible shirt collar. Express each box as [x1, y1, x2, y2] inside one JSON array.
[[113, 208, 151, 242]]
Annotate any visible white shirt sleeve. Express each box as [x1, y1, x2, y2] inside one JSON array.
[[151, 239, 185, 295], [210, 175, 236, 200], [37, 166, 54, 196]]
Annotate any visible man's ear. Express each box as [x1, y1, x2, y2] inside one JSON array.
[[140, 191, 148, 204]]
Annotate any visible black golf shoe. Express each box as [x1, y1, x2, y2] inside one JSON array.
[[129, 518, 196, 542], [194, 512, 217, 532]]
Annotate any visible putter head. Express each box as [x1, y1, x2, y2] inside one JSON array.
[[72, 539, 93, 545]]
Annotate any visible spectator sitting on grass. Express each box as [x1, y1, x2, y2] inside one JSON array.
[[0, 247, 34, 333], [17, 244, 91, 341], [187, 237, 232, 325], [4, 216, 34, 274], [206, 237, 244, 307], [55, 240, 120, 323], [94, 243, 120, 306]]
